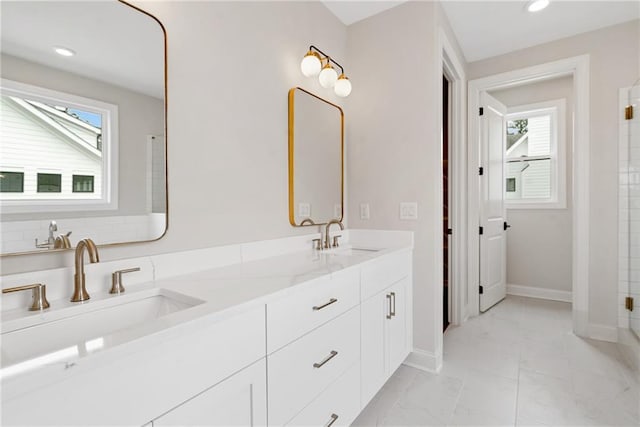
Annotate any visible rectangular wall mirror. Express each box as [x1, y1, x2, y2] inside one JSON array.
[[0, 0, 167, 255], [288, 87, 343, 227]]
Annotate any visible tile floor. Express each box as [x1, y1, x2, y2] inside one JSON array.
[[353, 296, 640, 426]]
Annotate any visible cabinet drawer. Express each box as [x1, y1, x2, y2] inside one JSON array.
[[285, 362, 361, 427], [268, 306, 360, 426], [266, 268, 359, 353], [361, 250, 410, 300]]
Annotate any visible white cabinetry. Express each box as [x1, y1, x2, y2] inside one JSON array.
[[361, 275, 410, 407], [152, 359, 267, 427]]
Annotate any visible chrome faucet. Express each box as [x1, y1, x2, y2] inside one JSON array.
[[324, 219, 344, 249], [71, 238, 100, 302]]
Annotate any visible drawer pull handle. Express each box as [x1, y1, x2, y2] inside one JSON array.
[[386, 293, 392, 319], [313, 350, 338, 368], [325, 413, 339, 427], [391, 291, 396, 317], [313, 298, 338, 311]]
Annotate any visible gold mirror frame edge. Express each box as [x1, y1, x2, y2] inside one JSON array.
[[288, 87, 344, 227], [1, 0, 169, 257]]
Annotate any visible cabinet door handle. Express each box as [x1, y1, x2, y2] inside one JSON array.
[[313, 298, 338, 311], [391, 292, 396, 317], [386, 293, 392, 319], [313, 350, 338, 368], [325, 413, 339, 427]]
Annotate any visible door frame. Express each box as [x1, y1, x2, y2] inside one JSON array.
[[467, 55, 590, 337], [440, 29, 467, 329]]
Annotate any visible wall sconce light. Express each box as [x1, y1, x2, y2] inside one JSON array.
[[300, 45, 351, 98]]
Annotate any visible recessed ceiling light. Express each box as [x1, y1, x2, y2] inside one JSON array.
[[53, 46, 75, 57], [527, 0, 550, 12]]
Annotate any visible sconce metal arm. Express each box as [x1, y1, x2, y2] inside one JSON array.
[[309, 45, 345, 75]]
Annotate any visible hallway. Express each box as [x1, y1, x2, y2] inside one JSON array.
[[353, 296, 639, 426]]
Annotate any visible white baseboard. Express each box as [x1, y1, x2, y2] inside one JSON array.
[[507, 283, 572, 303], [588, 323, 618, 343], [403, 348, 442, 373]]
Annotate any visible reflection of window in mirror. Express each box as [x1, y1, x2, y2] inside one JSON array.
[[0, 79, 118, 213]]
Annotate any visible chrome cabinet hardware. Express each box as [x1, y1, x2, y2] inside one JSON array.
[[110, 267, 141, 294], [312, 238, 323, 250], [332, 235, 342, 248], [313, 298, 338, 311], [325, 413, 339, 427], [71, 238, 100, 302], [313, 350, 338, 368], [3, 283, 50, 311], [390, 292, 396, 317], [386, 293, 392, 319]]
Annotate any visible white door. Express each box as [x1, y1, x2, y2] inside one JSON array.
[[479, 92, 507, 312]]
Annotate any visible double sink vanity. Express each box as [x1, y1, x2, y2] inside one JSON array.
[[1, 230, 413, 426], [1, 2, 415, 425]]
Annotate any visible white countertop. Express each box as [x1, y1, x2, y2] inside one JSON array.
[[1, 241, 411, 400]]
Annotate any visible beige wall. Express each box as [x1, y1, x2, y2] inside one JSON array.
[[469, 20, 640, 328], [0, 1, 347, 273], [346, 1, 466, 357], [490, 77, 573, 293]]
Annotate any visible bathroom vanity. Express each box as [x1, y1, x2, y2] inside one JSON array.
[[1, 230, 413, 426]]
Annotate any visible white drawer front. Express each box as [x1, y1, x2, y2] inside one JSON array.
[[267, 268, 359, 353], [268, 306, 360, 426], [285, 362, 361, 427], [361, 250, 411, 301]]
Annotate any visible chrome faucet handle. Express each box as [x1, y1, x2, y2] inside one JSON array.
[[3, 283, 50, 311], [312, 238, 323, 251], [110, 267, 140, 294], [332, 235, 342, 248]]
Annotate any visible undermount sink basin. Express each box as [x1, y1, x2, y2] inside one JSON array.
[[326, 246, 382, 256], [1, 288, 204, 377]]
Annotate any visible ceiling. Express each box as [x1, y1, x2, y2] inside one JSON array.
[[322, 1, 409, 25], [322, 1, 640, 62], [1, 1, 164, 99]]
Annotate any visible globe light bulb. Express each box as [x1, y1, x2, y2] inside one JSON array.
[[334, 74, 352, 97], [318, 63, 338, 88], [527, 0, 549, 12], [300, 51, 321, 77]]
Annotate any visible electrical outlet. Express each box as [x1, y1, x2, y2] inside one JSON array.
[[400, 202, 418, 220], [360, 203, 370, 220], [298, 203, 311, 217], [334, 204, 342, 219]]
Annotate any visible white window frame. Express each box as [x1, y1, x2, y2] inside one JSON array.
[[0, 78, 118, 213], [505, 98, 566, 209]]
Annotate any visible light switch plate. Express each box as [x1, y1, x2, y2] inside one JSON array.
[[400, 202, 418, 220], [298, 203, 311, 217], [360, 203, 370, 220]]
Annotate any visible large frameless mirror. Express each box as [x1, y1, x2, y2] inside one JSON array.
[[288, 87, 343, 227], [0, 0, 167, 255]]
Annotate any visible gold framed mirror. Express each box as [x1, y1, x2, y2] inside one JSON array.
[[0, 0, 167, 256], [288, 87, 343, 226]]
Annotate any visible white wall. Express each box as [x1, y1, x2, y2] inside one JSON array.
[[469, 20, 640, 329], [490, 77, 573, 293], [0, 1, 347, 273]]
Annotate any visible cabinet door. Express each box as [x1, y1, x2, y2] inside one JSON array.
[[360, 291, 387, 407], [387, 278, 409, 373], [153, 359, 266, 427]]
